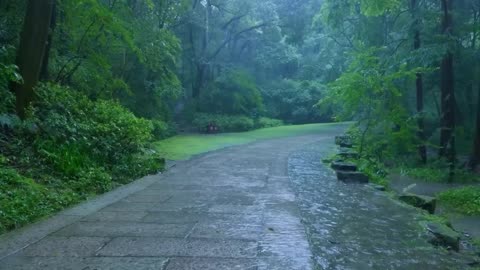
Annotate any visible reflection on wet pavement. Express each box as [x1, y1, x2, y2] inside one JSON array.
[[288, 143, 473, 270]]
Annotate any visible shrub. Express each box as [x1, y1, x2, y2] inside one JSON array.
[[32, 83, 162, 180], [152, 119, 176, 139], [111, 151, 165, 183], [89, 99, 153, 165], [0, 166, 79, 234], [192, 113, 255, 132], [0, 83, 166, 234], [262, 79, 327, 124], [68, 167, 113, 194], [198, 69, 264, 116], [0, 46, 18, 114], [255, 117, 284, 129]]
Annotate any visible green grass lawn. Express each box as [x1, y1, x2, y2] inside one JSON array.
[[154, 123, 348, 160]]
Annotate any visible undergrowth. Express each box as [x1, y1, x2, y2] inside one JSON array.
[[0, 83, 164, 234]]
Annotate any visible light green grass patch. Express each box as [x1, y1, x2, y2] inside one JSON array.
[[154, 123, 348, 160], [438, 186, 480, 216]]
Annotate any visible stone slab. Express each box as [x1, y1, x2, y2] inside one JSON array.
[[165, 257, 257, 270], [0, 256, 169, 270], [53, 222, 192, 238], [189, 222, 263, 240], [18, 236, 110, 257], [96, 237, 258, 258]]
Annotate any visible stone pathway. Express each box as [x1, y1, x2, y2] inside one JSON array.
[[0, 129, 343, 270]]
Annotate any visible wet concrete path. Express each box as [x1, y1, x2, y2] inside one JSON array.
[[0, 128, 344, 270], [288, 143, 476, 269]]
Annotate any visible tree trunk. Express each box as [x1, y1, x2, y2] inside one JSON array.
[[40, 1, 57, 81], [439, 0, 456, 180], [412, 0, 427, 164], [12, 0, 55, 119], [472, 84, 480, 169], [192, 63, 205, 99]]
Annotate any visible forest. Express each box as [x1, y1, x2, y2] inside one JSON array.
[[0, 0, 479, 257]]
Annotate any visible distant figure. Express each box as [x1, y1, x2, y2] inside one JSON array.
[[206, 122, 218, 134]]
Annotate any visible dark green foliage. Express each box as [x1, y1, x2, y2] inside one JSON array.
[[263, 79, 328, 124], [193, 113, 255, 133], [33, 84, 155, 176], [399, 162, 480, 184], [68, 167, 112, 194], [152, 120, 177, 140], [199, 70, 264, 116], [0, 163, 80, 234], [255, 117, 285, 129], [0, 83, 164, 232], [0, 46, 18, 114], [192, 113, 284, 133]]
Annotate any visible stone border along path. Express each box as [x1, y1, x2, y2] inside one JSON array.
[[0, 127, 345, 270]]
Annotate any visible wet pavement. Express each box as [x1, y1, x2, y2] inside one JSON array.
[[0, 125, 476, 269], [289, 143, 477, 270], [0, 128, 343, 270]]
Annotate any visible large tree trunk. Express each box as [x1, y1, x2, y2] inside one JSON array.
[[12, 0, 55, 119], [412, 0, 427, 164], [472, 84, 480, 169], [40, 1, 57, 81], [439, 0, 456, 180]]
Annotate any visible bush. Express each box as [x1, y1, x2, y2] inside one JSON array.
[[262, 79, 328, 124], [32, 83, 162, 180], [0, 166, 79, 234], [255, 117, 284, 129], [192, 113, 255, 132], [0, 45, 18, 114], [68, 167, 113, 194], [152, 119, 176, 139], [0, 83, 166, 234], [198, 69, 264, 116]]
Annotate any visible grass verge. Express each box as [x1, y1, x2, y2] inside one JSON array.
[[154, 123, 348, 160], [438, 186, 480, 215]]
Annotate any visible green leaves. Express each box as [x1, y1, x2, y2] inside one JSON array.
[[359, 0, 401, 17], [318, 46, 419, 158], [199, 69, 264, 116]]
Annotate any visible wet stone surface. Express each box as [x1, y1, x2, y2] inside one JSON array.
[[3, 125, 475, 270], [288, 143, 477, 270], [0, 132, 344, 270]]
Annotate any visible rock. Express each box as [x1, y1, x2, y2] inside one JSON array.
[[421, 222, 461, 251], [331, 161, 357, 172], [368, 183, 386, 191], [336, 171, 369, 184], [338, 148, 359, 159], [398, 193, 436, 214], [335, 135, 353, 148], [322, 157, 334, 164]]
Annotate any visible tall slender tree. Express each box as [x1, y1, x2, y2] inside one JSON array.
[[472, 84, 480, 169], [11, 0, 55, 118], [439, 0, 456, 178], [411, 0, 427, 164]]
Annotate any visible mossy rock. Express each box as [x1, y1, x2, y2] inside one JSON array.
[[399, 193, 436, 214], [336, 171, 369, 184], [331, 161, 357, 172], [335, 135, 353, 148], [338, 148, 359, 159], [420, 221, 461, 251], [368, 183, 386, 191]]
